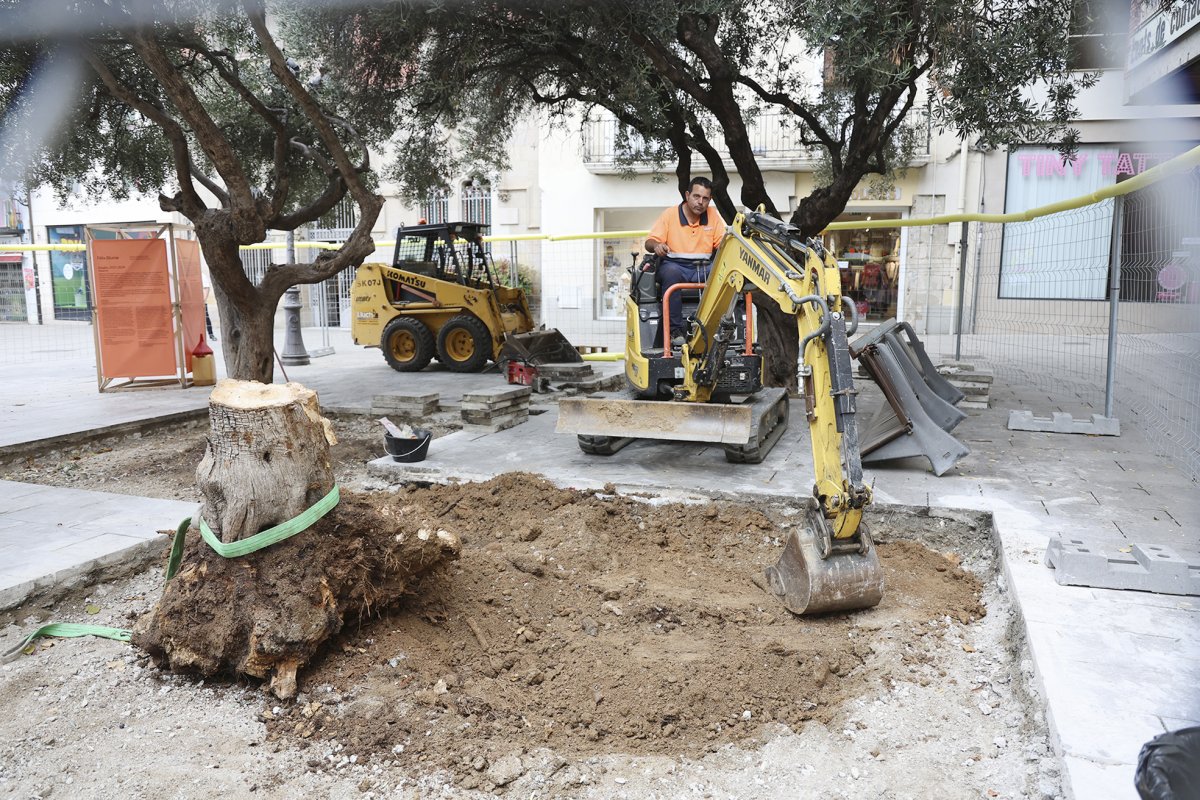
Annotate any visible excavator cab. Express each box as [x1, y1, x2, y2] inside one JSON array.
[[625, 253, 760, 401]]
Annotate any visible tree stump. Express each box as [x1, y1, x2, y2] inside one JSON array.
[[133, 380, 461, 698], [197, 380, 337, 540]]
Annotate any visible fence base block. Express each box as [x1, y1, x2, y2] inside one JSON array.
[[1007, 410, 1120, 436], [1045, 536, 1200, 596]]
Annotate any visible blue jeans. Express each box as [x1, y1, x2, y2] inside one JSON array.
[[659, 258, 711, 335]]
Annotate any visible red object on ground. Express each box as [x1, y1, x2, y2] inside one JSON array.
[[506, 360, 538, 386], [193, 334, 213, 357]]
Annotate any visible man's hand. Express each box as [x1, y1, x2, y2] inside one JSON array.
[[649, 241, 670, 258]]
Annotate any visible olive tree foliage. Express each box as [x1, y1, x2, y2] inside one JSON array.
[[0, 0, 409, 382], [303, 0, 1093, 390]]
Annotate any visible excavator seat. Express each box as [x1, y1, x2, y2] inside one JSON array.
[[629, 255, 704, 354]]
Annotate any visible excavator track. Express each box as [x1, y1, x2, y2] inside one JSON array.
[[576, 434, 635, 455], [723, 388, 790, 464]]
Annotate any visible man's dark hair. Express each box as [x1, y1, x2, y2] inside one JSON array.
[[687, 176, 713, 194]]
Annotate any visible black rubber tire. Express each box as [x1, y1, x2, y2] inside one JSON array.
[[436, 314, 492, 373], [381, 317, 435, 372]]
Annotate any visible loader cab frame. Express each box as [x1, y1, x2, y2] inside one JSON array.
[[390, 221, 497, 290]]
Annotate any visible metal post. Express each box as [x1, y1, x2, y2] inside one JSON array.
[[1104, 195, 1124, 419], [953, 220, 970, 361], [280, 229, 310, 366]]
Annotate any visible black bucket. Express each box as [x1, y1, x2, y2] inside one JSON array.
[[384, 429, 432, 463]]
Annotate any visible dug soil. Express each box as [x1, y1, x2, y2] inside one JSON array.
[[0, 416, 1062, 799]]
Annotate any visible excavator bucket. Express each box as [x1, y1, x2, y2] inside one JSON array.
[[498, 329, 582, 366], [764, 522, 884, 615]]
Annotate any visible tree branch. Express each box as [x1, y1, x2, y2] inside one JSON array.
[[126, 28, 262, 237], [79, 44, 205, 217], [245, 1, 381, 302]]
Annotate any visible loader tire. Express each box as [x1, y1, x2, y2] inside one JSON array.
[[382, 317, 435, 372], [437, 314, 491, 373]]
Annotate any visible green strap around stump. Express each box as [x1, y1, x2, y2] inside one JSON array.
[[5, 485, 341, 661], [166, 484, 340, 579]]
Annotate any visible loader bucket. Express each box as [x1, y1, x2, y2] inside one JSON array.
[[498, 329, 582, 366], [764, 525, 884, 615]]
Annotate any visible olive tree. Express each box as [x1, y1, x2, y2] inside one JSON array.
[[303, 0, 1091, 388], [0, 0, 415, 382]]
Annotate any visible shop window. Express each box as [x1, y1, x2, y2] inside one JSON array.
[[999, 146, 1112, 300], [597, 239, 636, 320], [46, 224, 89, 321], [1118, 167, 1200, 304], [826, 216, 901, 321], [1000, 143, 1199, 301]]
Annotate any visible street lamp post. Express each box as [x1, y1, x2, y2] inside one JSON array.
[[280, 229, 310, 366]]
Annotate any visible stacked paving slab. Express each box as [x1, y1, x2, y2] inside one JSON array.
[[461, 385, 532, 431], [935, 362, 993, 410], [371, 392, 439, 419], [532, 362, 625, 395]]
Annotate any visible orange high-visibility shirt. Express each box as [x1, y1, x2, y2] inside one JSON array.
[[648, 203, 725, 258]]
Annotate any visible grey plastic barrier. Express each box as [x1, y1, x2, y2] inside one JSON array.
[[851, 322, 971, 476]]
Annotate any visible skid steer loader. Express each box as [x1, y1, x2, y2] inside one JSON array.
[[556, 210, 883, 615], [351, 222, 579, 373]]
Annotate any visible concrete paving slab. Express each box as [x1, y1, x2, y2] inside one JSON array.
[[0, 481, 196, 611]]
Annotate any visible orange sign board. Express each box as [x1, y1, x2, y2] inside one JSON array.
[[92, 239, 177, 378]]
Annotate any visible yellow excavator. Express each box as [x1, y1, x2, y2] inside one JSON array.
[[556, 210, 883, 615]]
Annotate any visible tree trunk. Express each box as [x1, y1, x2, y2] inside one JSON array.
[[195, 225, 281, 384], [755, 295, 801, 395], [132, 380, 462, 698]]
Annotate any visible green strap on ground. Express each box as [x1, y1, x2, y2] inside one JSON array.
[[166, 484, 340, 579], [2, 623, 131, 661]]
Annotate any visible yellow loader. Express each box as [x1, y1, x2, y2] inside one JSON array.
[[351, 222, 579, 372]]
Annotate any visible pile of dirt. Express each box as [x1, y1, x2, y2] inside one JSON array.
[[243, 473, 987, 792]]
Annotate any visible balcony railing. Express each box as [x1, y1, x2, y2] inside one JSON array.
[[582, 108, 930, 169]]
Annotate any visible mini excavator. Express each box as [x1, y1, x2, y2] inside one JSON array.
[[556, 210, 884, 614]]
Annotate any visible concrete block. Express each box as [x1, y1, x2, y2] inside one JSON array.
[[532, 363, 595, 380], [460, 396, 529, 413], [1045, 535, 1200, 596], [461, 408, 529, 427], [953, 380, 992, 397], [462, 410, 529, 433], [960, 400, 989, 410], [1008, 410, 1120, 436]]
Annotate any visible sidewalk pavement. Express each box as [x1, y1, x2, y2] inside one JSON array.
[[0, 324, 1196, 800]]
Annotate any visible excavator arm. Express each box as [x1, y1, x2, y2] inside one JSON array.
[[556, 209, 883, 615], [674, 211, 882, 614], [676, 212, 871, 539]]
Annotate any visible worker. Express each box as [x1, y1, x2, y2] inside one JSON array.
[[645, 176, 726, 346]]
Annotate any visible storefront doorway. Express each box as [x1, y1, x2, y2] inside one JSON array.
[[825, 212, 902, 322]]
